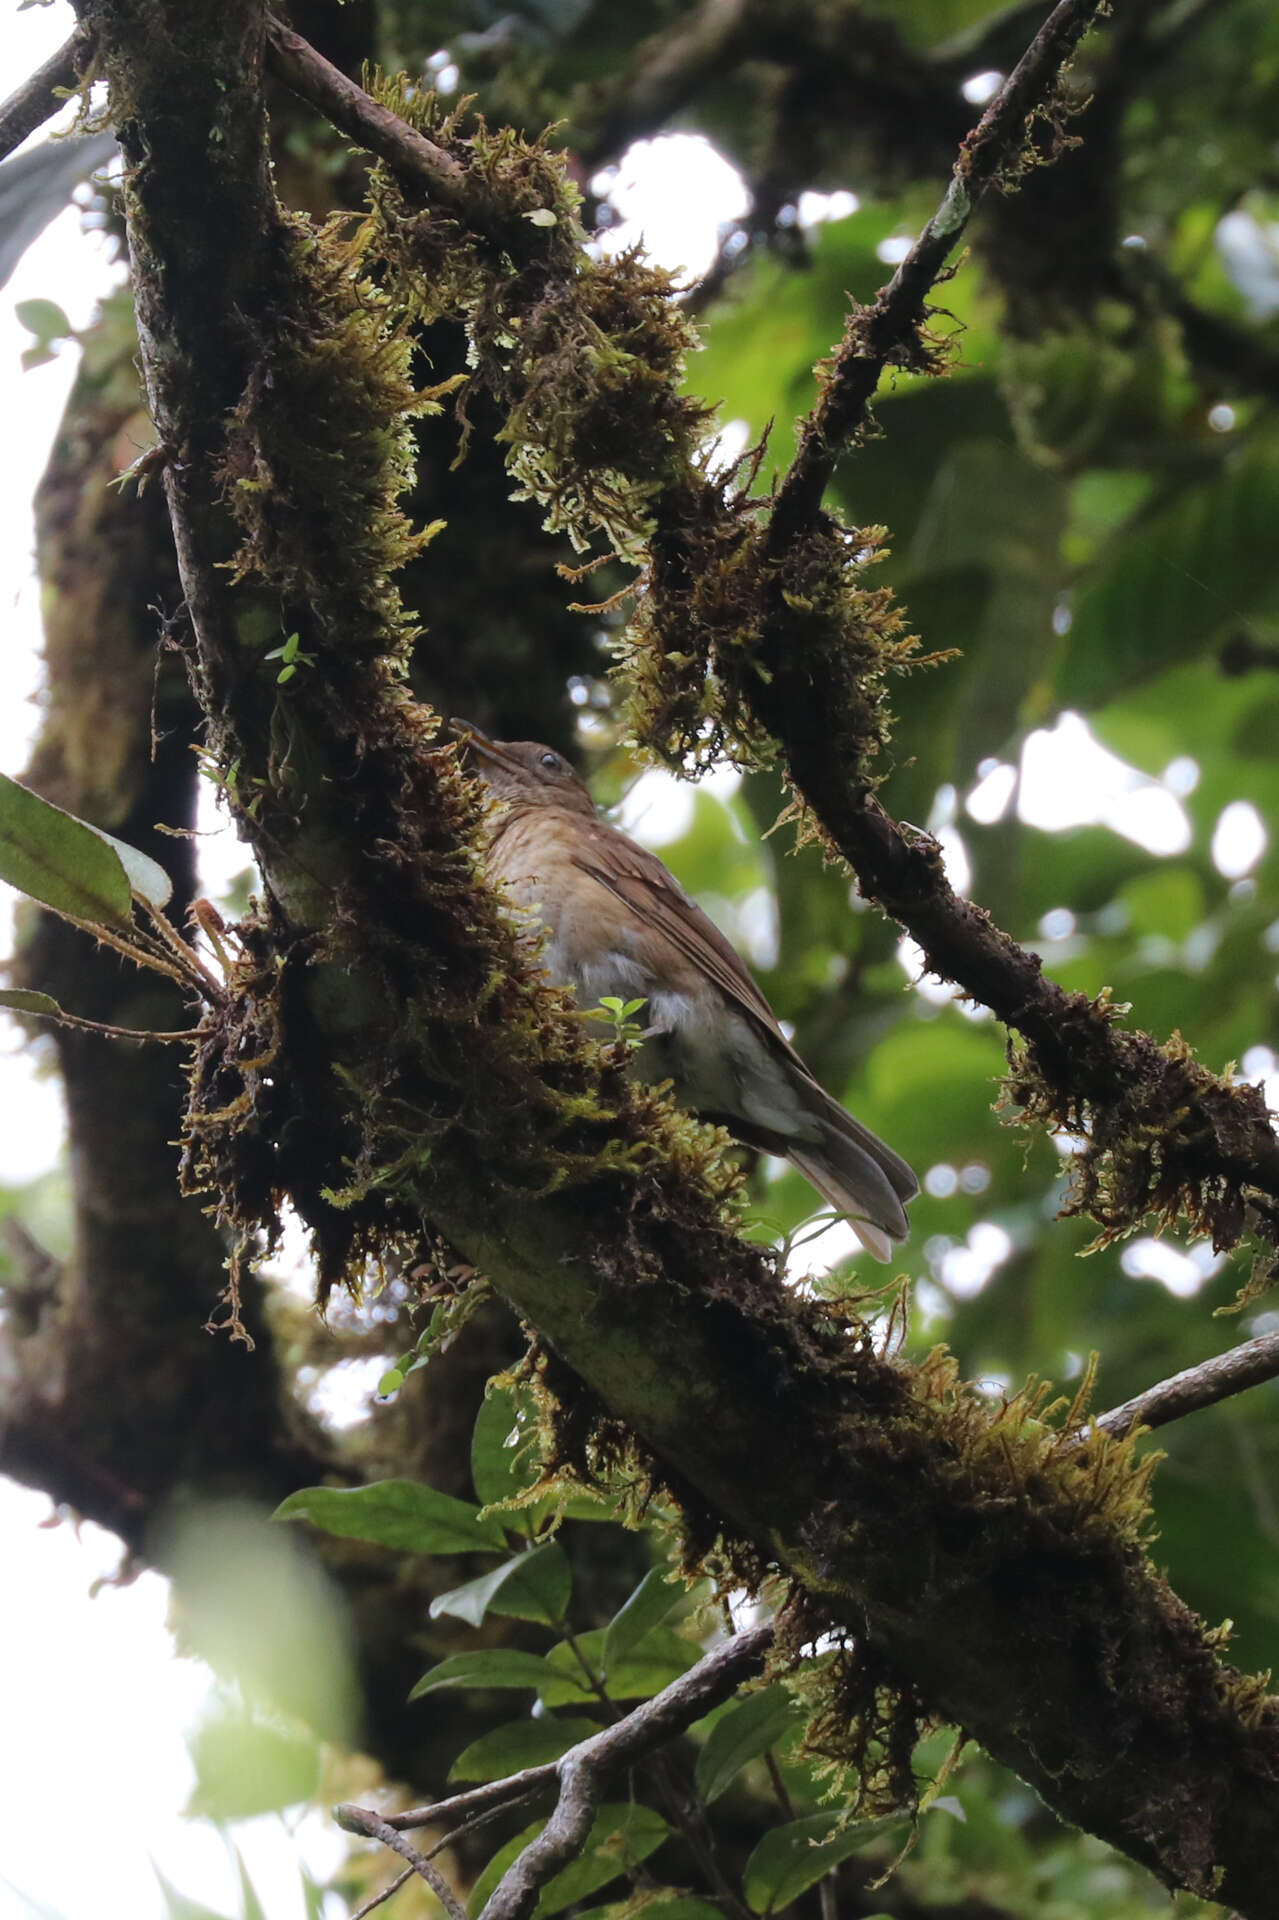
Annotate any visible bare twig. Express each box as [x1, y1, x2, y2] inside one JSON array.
[[340, 1773, 557, 1839], [337, 1629, 772, 1920], [478, 1626, 772, 1920], [350, 1865, 413, 1920], [1086, 1333, 1279, 1443], [347, 1791, 541, 1920], [335, 1805, 470, 1920], [767, 0, 1106, 550], [559, 1628, 755, 1920], [0, 28, 93, 165], [263, 15, 476, 224]]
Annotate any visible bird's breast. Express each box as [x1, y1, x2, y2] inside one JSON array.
[[484, 809, 814, 1141]]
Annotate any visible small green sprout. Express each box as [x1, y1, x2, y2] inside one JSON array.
[[587, 996, 649, 1048], [263, 631, 317, 684]]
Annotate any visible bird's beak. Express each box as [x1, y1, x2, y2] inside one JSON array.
[[449, 718, 520, 777]]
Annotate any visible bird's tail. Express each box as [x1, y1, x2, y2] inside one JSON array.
[[787, 1086, 918, 1264]]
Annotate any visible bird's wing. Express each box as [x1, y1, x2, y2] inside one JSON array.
[[569, 820, 787, 1040], [573, 818, 919, 1221]]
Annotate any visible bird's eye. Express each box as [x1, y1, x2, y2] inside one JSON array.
[[540, 751, 561, 771]]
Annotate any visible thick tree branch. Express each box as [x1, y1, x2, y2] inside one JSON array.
[[0, 29, 93, 164]]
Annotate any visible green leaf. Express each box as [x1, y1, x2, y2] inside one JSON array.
[[0, 990, 64, 1019], [232, 1852, 267, 1920], [0, 772, 134, 930], [430, 1541, 572, 1628], [471, 1384, 613, 1527], [472, 1384, 542, 1509], [273, 1480, 507, 1554], [539, 1626, 698, 1706], [15, 297, 72, 343], [377, 1368, 404, 1398], [743, 1812, 908, 1913], [449, 1714, 602, 1783], [467, 1804, 669, 1918], [694, 1683, 801, 1803], [408, 1649, 559, 1702], [602, 1565, 682, 1669]]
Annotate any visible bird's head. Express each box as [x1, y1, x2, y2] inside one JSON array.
[[450, 722, 597, 819]]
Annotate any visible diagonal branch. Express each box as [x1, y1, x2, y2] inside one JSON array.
[[0, 27, 94, 164], [336, 1805, 470, 1920], [767, 0, 1105, 551], [264, 15, 471, 217], [338, 1627, 773, 1920], [1089, 1331, 1279, 1442], [478, 1627, 772, 1920]]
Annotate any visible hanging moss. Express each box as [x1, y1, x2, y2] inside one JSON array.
[[1002, 1004, 1279, 1307]]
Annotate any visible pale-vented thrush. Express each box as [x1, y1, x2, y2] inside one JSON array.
[[460, 727, 917, 1259]]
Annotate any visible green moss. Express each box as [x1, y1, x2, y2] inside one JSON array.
[[1002, 1002, 1279, 1306]]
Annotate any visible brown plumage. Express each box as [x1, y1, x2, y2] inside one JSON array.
[[458, 726, 917, 1260]]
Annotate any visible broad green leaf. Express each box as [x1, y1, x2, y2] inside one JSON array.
[[536, 1803, 670, 1917], [472, 1384, 543, 1509], [743, 1812, 908, 1913], [0, 772, 133, 929], [467, 1803, 670, 1918], [274, 1480, 506, 1554], [539, 1626, 698, 1706], [602, 1564, 682, 1668], [449, 1714, 602, 1782], [429, 1540, 572, 1628], [694, 1683, 801, 1803], [0, 990, 63, 1019], [409, 1649, 559, 1702], [471, 1383, 611, 1526]]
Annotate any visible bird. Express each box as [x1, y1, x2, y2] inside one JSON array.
[[455, 724, 917, 1260]]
